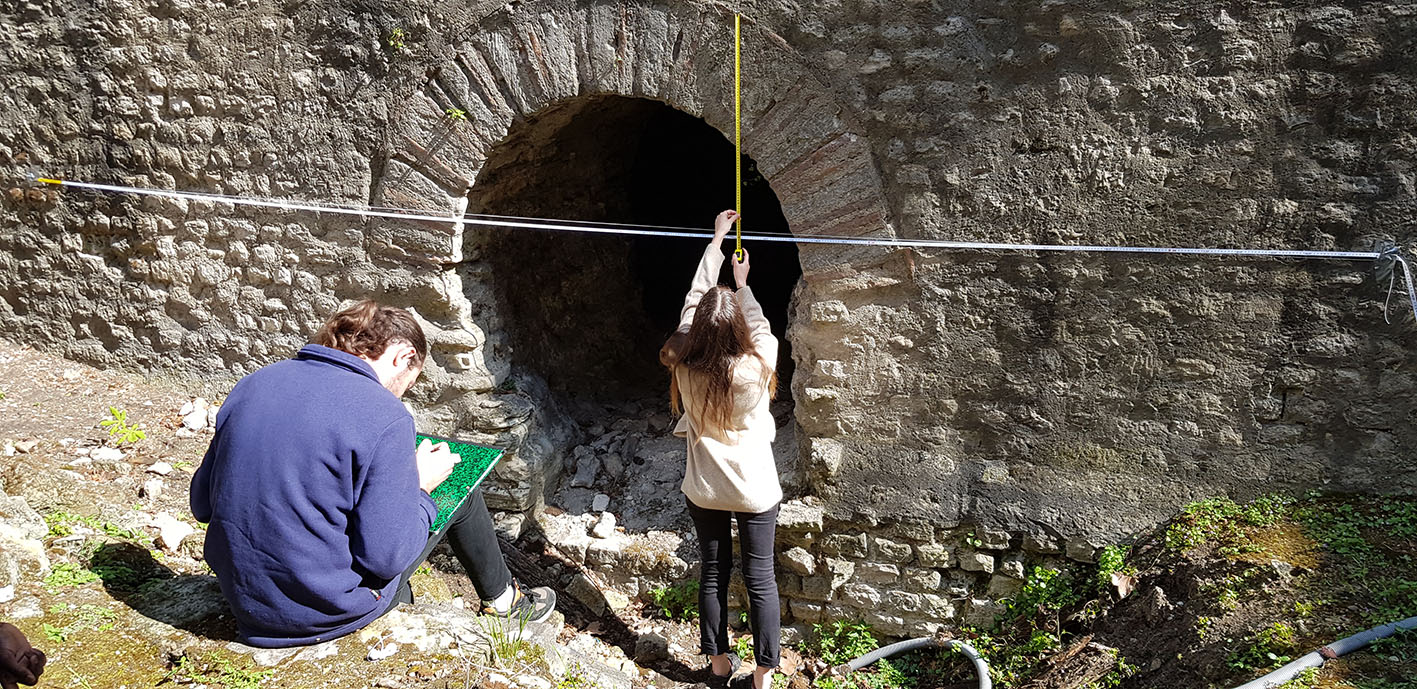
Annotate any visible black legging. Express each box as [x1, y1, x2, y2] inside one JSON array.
[[686, 496, 781, 669], [380, 488, 513, 613]]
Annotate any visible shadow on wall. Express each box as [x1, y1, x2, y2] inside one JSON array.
[[465, 96, 801, 406]]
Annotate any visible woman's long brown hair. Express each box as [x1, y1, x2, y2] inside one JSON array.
[[661, 286, 777, 431]]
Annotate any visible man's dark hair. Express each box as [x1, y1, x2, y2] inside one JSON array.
[[313, 300, 428, 366]]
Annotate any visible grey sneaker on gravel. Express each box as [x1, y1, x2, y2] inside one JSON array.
[[482, 582, 556, 623]]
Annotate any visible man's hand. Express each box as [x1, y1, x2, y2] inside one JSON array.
[[416, 439, 458, 494], [712, 210, 739, 245], [733, 247, 751, 289], [0, 623, 44, 689]]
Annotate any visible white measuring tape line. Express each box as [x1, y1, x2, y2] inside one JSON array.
[[34, 177, 1417, 321]]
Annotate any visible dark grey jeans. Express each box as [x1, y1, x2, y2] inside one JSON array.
[[686, 496, 781, 669], [380, 488, 513, 614]]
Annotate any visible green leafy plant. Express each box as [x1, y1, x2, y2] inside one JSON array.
[[1228, 622, 1299, 672], [806, 620, 879, 689], [445, 107, 467, 122], [42, 623, 67, 643], [1369, 628, 1417, 664], [387, 27, 408, 53], [646, 580, 699, 621], [100, 406, 146, 446], [1094, 545, 1135, 594], [733, 635, 754, 663], [44, 562, 100, 589]]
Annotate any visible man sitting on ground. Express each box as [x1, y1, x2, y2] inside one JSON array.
[[191, 300, 554, 648]]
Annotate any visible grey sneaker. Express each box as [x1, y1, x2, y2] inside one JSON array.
[[482, 581, 556, 623]]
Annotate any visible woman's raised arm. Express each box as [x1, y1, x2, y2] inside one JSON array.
[[678, 210, 739, 328]]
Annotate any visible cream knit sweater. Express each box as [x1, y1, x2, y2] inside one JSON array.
[[672, 242, 783, 514]]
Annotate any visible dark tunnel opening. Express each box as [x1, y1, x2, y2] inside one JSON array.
[[466, 96, 801, 413]]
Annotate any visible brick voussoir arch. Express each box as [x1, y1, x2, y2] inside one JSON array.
[[375, 0, 892, 271]]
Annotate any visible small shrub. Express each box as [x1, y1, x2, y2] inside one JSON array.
[[445, 107, 467, 122], [645, 580, 699, 621], [1009, 566, 1083, 622], [100, 406, 146, 446], [1094, 545, 1135, 594], [807, 620, 878, 667]]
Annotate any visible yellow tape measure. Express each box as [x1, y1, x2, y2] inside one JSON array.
[[733, 13, 743, 263]]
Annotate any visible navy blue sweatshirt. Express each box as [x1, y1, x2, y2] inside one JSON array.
[[191, 344, 437, 647]]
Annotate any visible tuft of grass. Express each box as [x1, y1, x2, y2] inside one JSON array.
[[165, 653, 273, 689], [479, 609, 547, 674], [45, 511, 150, 544], [42, 604, 118, 642]]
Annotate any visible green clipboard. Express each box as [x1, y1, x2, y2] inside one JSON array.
[[416, 433, 503, 533]]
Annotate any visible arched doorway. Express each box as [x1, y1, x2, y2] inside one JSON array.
[[466, 96, 801, 418]]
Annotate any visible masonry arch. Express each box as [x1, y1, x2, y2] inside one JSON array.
[[374, 1, 895, 481]]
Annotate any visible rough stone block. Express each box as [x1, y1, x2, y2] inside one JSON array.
[[885, 591, 924, 614], [978, 528, 1011, 550], [777, 500, 824, 533], [840, 583, 881, 607], [903, 567, 941, 592], [861, 610, 906, 636], [871, 536, 914, 563], [810, 301, 849, 322], [1023, 534, 1061, 554], [915, 544, 953, 568], [986, 575, 1024, 599], [1065, 538, 1098, 563], [586, 537, 626, 567], [959, 551, 995, 574], [856, 563, 900, 584], [789, 599, 825, 623], [781, 547, 816, 577], [807, 438, 846, 478], [799, 575, 834, 601], [920, 594, 956, 619], [566, 574, 607, 616], [819, 533, 868, 558], [905, 620, 945, 638], [823, 558, 855, 586], [893, 520, 937, 543], [963, 598, 1006, 627], [1000, 554, 1026, 579]]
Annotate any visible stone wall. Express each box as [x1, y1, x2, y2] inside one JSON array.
[[3, 0, 1417, 633]]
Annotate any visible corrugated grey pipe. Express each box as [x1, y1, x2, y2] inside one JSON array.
[[1231, 615, 1417, 689], [833, 637, 992, 689]]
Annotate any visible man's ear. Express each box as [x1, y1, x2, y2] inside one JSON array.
[[395, 342, 419, 370]]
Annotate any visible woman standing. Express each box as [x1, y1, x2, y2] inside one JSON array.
[[661, 210, 782, 689]]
